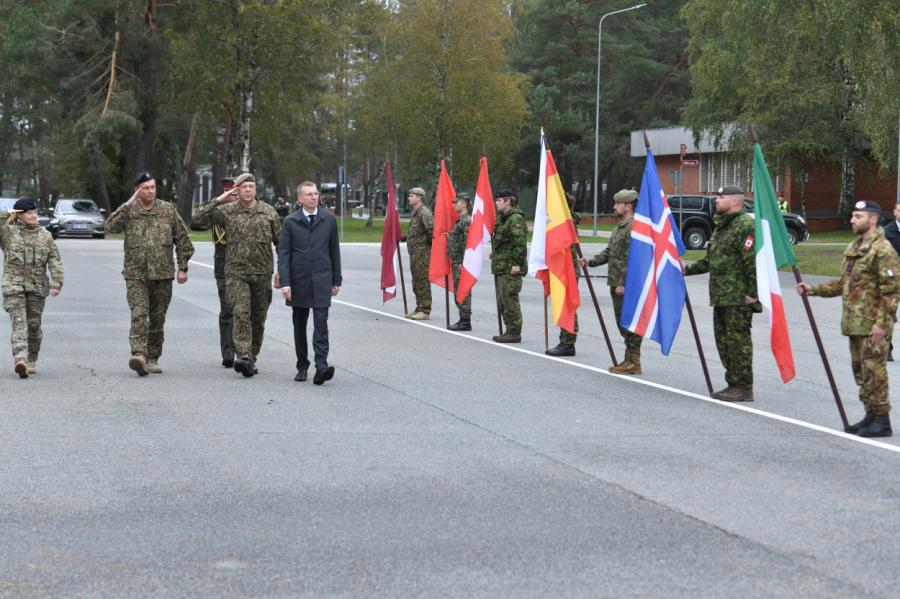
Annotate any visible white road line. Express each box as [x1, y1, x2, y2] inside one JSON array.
[[187, 258, 900, 455]]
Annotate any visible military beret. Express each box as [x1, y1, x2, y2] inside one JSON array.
[[408, 187, 426, 198], [13, 198, 37, 212], [495, 188, 516, 200], [852, 199, 881, 215], [613, 189, 639, 204], [454, 194, 470, 204], [234, 173, 256, 186], [717, 185, 744, 196], [133, 171, 154, 186]]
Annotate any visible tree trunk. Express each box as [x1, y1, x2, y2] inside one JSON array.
[[88, 144, 112, 212], [177, 112, 200, 223], [239, 83, 253, 173], [838, 150, 855, 227]]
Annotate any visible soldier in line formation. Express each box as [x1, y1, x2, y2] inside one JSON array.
[[491, 188, 528, 343], [447, 194, 471, 331], [405, 187, 433, 321], [1, 198, 64, 378]]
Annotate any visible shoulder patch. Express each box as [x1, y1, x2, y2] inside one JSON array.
[[743, 235, 754, 251]]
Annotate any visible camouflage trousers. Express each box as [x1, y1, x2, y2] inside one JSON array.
[[849, 335, 891, 415], [713, 305, 753, 391], [409, 247, 431, 314], [451, 262, 471, 320], [226, 274, 272, 361], [3, 291, 45, 361], [125, 279, 173, 360], [496, 274, 523, 335], [612, 290, 643, 352], [216, 278, 234, 362]]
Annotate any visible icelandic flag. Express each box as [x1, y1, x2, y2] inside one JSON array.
[[620, 148, 686, 355]]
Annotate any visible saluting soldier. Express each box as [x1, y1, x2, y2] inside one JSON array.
[[580, 189, 643, 373], [447, 194, 472, 331], [406, 187, 433, 320], [547, 192, 582, 357], [798, 200, 900, 437], [684, 185, 760, 401], [1, 198, 64, 378], [106, 172, 194, 376], [192, 173, 281, 377], [491, 188, 527, 343]]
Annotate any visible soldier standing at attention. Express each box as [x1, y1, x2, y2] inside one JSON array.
[[547, 192, 582, 357], [798, 200, 900, 437], [107, 172, 194, 376], [447, 194, 472, 331], [191, 179, 235, 368], [684, 185, 759, 402], [193, 173, 281, 377], [491, 188, 527, 343], [579, 189, 643, 373], [1, 198, 63, 378], [406, 187, 433, 320]]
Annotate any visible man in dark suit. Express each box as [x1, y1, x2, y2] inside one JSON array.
[[277, 181, 342, 384], [882, 203, 900, 361]]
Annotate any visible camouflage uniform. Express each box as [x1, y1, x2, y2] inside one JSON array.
[[807, 228, 900, 416], [193, 199, 280, 363], [0, 214, 64, 364], [106, 200, 194, 362], [684, 211, 758, 391], [559, 212, 581, 346], [407, 204, 434, 314], [588, 215, 642, 360], [190, 205, 234, 363], [491, 206, 528, 335], [448, 213, 471, 320]]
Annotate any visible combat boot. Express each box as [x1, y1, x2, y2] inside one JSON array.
[[844, 411, 875, 434], [128, 355, 149, 377], [448, 319, 472, 331], [146, 360, 163, 374], [718, 387, 754, 402], [408, 311, 430, 321], [711, 386, 733, 399], [858, 414, 892, 438], [14, 359, 28, 379], [545, 343, 575, 357], [26, 355, 37, 375], [609, 361, 641, 375], [234, 357, 255, 378], [492, 333, 521, 343]]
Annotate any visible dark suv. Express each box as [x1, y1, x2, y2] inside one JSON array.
[[668, 195, 809, 250]]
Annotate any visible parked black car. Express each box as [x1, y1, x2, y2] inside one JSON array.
[[667, 195, 809, 250], [0, 198, 60, 238]]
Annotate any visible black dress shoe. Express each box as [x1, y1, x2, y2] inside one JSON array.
[[222, 358, 234, 368], [313, 366, 335, 385], [545, 343, 575, 357], [294, 370, 308, 382]]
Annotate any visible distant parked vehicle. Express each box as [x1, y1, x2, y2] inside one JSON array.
[[667, 195, 809, 250], [53, 198, 106, 239], [0, 198, 59, 238]]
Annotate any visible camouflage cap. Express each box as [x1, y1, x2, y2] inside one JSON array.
[[852, 199, 881, 215], [613, 189, 638, 204], [234, 173, 256, 186], [408, 187, 426, 198], [717, 185, 744, 196]]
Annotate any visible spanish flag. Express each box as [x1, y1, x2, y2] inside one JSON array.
[[528, 132, 580, 333]]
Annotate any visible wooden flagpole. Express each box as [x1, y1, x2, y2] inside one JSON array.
[[544, 294, 549, 350], [396, 240, 409, 316], [494, 275, 504, 335], [574, 243, 619, 366]]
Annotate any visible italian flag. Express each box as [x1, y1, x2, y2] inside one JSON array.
[[752, 143, 796, 383]]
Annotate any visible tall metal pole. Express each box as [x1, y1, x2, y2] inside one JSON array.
[[592, 3, 647, 237]]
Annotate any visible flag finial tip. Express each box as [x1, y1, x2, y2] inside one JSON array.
[[750, 126, 759, 144], [643, 131, 651, 149]]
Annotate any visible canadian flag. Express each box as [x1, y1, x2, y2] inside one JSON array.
[[456, 156, 496, 302]]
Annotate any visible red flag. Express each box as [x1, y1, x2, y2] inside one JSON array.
[[380, 161, 402, 302], [428, 159, 458, 289], [456, 155, 496, 302]]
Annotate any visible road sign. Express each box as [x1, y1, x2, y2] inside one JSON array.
[[681, 159, 699, 167], [680, 143, 687, 158]]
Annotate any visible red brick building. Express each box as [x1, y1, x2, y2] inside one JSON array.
[[631, 127, 899, 231]]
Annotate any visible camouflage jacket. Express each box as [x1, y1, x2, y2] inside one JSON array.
[[491, 207, 528, 276], [106, 199, 194, 280], [191, 202, 228, 279], [193, 199, 280, 277], [588, 216, 631, 288], [447, 213, 470, 264], [0, 215, 64, 297], [684, 211, 757, 307], [407, 205, 434, 254], [808, 228, 900, 336]]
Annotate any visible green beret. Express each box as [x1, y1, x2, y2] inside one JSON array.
[[613, 189, 638, 204], [234, 173, 256, 186], [408, 187, 426, 198]]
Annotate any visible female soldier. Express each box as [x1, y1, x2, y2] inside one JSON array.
[[1, 198, 64, 378]]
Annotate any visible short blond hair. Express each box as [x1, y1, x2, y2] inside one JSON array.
[[296, 181, 317, 195]]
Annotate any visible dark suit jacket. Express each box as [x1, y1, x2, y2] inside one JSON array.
[[883, 220, 900, 257], [277, 209, 342, 308]]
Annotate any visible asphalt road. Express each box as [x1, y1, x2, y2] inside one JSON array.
[[1, 238, 899, 598]]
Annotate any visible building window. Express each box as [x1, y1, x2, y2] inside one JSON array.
[[699, 153, 750, 193]]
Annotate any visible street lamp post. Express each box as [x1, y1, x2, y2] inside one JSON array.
[[592, 3, 646, 236]]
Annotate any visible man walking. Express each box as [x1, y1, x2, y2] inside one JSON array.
[[491, 188, 527, 343], [447, 194, 472, 331], [193, 173, 281, 377], [278, 181, 342, 385], [684, 185, 759, 401], [406, 187, 433, 320], [580, 189, 643, 373], [106, 172, 194, 376], [798, 200, 900, 437]]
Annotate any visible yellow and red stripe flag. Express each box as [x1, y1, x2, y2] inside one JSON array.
[[528, 132, 580, 333]]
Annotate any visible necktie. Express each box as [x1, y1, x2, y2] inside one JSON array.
[[308, 214, 315, 226]]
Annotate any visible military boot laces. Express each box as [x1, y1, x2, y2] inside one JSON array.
[[857, 414, 892, 438], [844, 411, 875, 434]]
